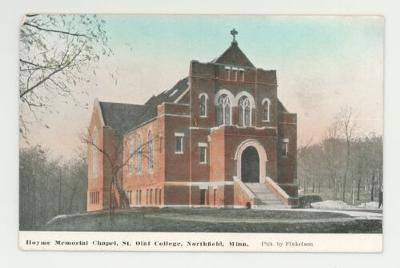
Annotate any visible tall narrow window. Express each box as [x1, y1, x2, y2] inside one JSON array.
[[175, 133, 184, 154], [224, 66, 231, 80], [128, 139, 135, 175], [147, 131, 154, 171], [198, 143, 208, 164], [199, 94, 208, 117], [262, 98, 271, 122], [92, 129, 98, 178], [150, 189, 153, 205], [281, 138, 289, 157], [239, 68, 245, 81], [137, 190, 142, 205], [231, 67, 238, 81], [239, 96, 251, 126], [216, 94, 231, 126], [137, 136, 142, 175]]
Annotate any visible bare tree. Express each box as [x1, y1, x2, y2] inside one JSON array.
[[81, 128, 157, 213], [19, 145, 87, 230], [19, 14, 113, 138], [321, 122, 344, 199], [335, 106, 357, 201]]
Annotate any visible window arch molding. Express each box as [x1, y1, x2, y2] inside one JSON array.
[[238, 96, 252, 126], [261, 98, 271, 122], [234, 91, 255, 108], [216, 93, 232, 125], [198, 93, 208, 117], [214, 89, 235, 106]]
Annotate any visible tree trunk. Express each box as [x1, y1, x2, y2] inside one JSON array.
[[342, 139, 351, 201], [370, 171, 375, 201], [333, 177, 338, 200], [113, 173, 130, 209]]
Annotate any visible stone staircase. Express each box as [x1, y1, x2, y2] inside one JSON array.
[[245, 183, 290, 209]]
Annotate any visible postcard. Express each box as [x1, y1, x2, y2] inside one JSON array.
[[19, 14, 383, 252]]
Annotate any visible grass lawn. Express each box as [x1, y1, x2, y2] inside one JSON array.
[[41, 207, 382, 233]]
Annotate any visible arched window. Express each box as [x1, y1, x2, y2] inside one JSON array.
[[262, 98, 271, 122], [128, 138, 135, 175], [147, 130, 154, 171], [199, 93, 208, 117], [137, 136, 142, 175], [92, 129, 98, 178], [239, 96, 251, 126], [216, 94, 231, 126]]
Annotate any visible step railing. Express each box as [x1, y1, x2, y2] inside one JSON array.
[[264, 176, 290, 205], [233, 176, 256, 205]]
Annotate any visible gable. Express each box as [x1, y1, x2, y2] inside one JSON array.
[[212, 42, 255, 67]]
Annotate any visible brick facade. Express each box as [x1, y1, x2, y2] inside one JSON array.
[[87, 39, 298, 211]]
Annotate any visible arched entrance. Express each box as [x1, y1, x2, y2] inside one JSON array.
[[241, 146, 259, 182], [234, 139, 268, 183]]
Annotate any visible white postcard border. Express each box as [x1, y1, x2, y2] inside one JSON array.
[[19, 231, 383, 253]]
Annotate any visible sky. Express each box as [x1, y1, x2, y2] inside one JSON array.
[[22, 15, 384, 159]]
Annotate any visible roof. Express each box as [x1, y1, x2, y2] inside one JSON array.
[[211, 42, 255, 67], [278, 100, 289, 113], [98, 77, 189, 134], [99, 102, 145, 134]]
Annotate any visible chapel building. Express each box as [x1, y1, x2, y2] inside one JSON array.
[[87, 31, 299, 211]]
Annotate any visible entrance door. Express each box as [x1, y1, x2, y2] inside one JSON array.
[[241, 146, 260, 183]]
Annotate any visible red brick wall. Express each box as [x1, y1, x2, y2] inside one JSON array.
[[158, 102, 190, 115], [121, 115, 166, 206], [122, 118, 165, 188], [87, 104, 105, 211], [224, 185, 234, 206], [87, 106, 124, 211], [209, 127, 225, 181], [277, 113, 297, 185], [164, 185, 189, 205], [164, 115, 190, 182], [103, 127, 123, 197], [189, 128, 210, 182], [210, 186, 226, 207]]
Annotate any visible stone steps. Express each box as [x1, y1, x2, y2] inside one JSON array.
[[244, 182, 290, 209]]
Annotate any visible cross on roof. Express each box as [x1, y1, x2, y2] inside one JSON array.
[[230, 28, 238, 43]]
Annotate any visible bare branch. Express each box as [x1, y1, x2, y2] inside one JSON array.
[[20, 43, 85, 99], [23, 22, 89, 38]]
